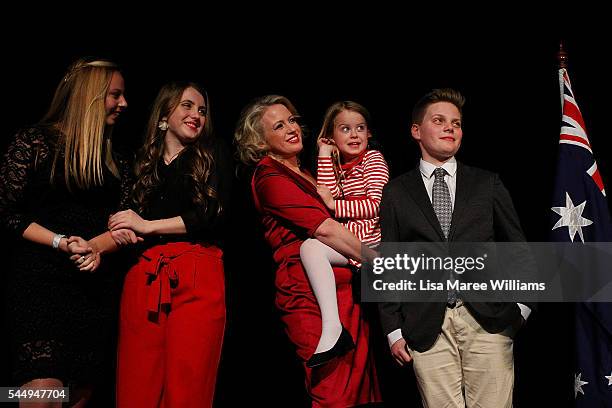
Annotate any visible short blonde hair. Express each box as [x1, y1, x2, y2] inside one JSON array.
[[234, 95, 298, 165]]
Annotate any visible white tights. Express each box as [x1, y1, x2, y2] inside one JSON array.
[[300, 238, 349, 353]]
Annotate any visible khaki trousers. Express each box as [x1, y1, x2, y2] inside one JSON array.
[[407, 301, 515, 408]]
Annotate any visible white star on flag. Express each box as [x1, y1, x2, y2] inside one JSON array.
[[606, 372, 612, 386], [574, 372, 589, 397], [552, 192, 593, 242]]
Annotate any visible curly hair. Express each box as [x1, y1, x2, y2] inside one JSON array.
[[132, 81, 218, 214], [234, 95, 299, 166]]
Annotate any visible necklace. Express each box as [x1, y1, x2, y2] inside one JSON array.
[[163, 149, 183, 165]]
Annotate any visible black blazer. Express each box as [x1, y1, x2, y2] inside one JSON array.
[[378, 162, 530, 352]]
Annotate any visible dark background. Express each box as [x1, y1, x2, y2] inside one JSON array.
[[1, 27, 609, 407]]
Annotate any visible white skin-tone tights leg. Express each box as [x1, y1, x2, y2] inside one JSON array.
[[300, 238, 349, 353]]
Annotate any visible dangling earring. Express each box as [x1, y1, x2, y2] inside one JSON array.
[[158, 120, 169, 131]]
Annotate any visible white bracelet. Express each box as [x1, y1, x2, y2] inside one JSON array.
[[52, 234, 66, 251]]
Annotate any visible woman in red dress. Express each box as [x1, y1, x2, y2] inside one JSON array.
[[234, 95, 381, 407]]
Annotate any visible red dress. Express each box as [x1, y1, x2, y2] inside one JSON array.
[[252, 157, 381, 407]]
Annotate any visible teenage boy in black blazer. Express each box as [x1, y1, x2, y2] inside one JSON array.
[[378, 88, 531, 407]]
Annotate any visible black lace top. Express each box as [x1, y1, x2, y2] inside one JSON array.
[[0, 124, 133, 386]]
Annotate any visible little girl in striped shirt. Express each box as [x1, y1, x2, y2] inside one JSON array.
[[301, 101, 389, 368]]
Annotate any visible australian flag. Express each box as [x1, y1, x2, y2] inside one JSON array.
[[551, 68, 612, 406]]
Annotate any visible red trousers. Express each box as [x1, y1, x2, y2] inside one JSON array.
[[116, 242, 225, 408]]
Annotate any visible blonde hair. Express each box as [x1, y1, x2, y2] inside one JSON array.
[[43, 57, 121, 189], [234, 95, 299, 166]]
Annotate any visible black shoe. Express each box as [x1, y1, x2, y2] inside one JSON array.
[[306, 327, 355, 368]]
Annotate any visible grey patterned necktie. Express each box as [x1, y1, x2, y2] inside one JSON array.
[[432, 167, 457, 305], [432, 168, 452, 239]]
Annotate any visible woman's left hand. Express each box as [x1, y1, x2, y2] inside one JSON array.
[[70, 252, 101, 272], [108, 210, 151, 235]]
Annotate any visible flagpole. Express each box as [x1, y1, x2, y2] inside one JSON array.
[[558, 42, 568, 112], [558, 41, 568, 69]]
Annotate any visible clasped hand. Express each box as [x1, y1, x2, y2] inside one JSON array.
[[64, 236, 99, 272], [108, 210, 146, 247]]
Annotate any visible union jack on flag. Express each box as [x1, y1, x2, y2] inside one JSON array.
[[558, 70, 606, 196], [552, 67, 612, 406]]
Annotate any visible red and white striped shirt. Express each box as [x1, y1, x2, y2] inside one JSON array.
[[317, 149, 389, 248]]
